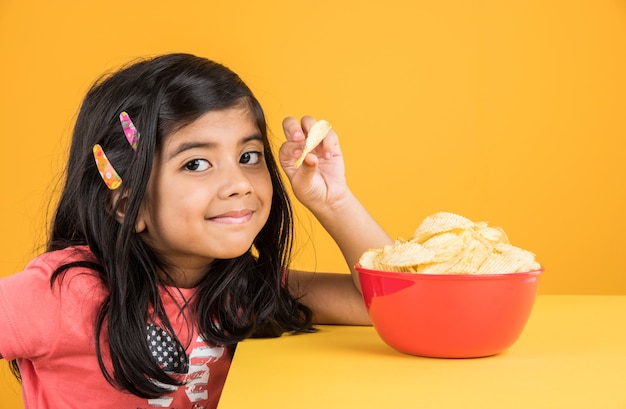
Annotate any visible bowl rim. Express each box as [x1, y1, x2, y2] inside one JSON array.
[[355, 264, 543, 280]]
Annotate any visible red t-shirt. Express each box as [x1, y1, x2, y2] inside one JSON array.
[[0, 247, 232, 409]]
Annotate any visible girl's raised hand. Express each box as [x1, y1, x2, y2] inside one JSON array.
[[279, 116, 349, 212]]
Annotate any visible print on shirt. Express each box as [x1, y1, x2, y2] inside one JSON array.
[[145, 324, 225, 408], [146, 323, 189, 374]]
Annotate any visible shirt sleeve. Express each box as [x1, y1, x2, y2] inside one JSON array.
[[0, 257, 65, 361]]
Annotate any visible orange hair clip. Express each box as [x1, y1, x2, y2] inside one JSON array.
[[93, 144, 122, 190]]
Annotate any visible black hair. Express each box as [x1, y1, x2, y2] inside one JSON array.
[[11, 53, 313, 398]]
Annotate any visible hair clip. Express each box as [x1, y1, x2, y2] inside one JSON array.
[[93, 144, 122, 190], [119, 111, 140, 151], [93, 112, 140, 190]]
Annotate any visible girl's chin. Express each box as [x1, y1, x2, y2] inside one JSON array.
[[214, 244, 257, 260]]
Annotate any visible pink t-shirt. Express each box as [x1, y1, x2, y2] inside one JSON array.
[[0, 247, 232, 409]]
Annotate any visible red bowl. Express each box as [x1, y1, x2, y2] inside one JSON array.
[[356, 265, 542, 358]]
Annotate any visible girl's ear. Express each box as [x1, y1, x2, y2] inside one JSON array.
[[111, 193, 147, 233], [134, 208, 147, 234]]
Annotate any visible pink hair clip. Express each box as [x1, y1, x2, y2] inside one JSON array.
[[92, 111, 140, 190], [119, 111, 140, 151]]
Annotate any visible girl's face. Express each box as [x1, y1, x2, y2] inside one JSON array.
[[135, 106, 273, 286]]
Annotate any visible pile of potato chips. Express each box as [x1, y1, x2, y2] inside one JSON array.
[[359, 212, 541, 275]]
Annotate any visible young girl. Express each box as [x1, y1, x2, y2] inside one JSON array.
[[0, 53, 391, 408]]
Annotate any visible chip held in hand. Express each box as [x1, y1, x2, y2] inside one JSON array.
[[293, 120, 332, 168], [359, 212, 541, 275]]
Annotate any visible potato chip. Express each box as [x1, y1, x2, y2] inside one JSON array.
[[379, 241, 435, 267], [478, 253, 527, 275], [413, 261, 461, 275], [358, 248, 381, 269], [493, 243, 541, 272], [358, 247, 405, 272], [421, 232, 465, 262], [475, 222, 509, 244], [456, 246, 491, 274], [411, 212, 475, 243], [293, 120, 332, 168]]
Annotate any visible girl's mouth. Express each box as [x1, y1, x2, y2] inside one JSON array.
[[209, 210, 254, 224]]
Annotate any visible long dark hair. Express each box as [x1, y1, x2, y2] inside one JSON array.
[[12, 53, 313, 398]]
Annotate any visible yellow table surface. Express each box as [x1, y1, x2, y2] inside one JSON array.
[[218, 295, 626, 408]]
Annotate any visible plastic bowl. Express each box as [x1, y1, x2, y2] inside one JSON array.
[[356, 265, 542, 358]]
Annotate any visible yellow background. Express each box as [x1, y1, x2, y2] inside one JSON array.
[[1, 0, 625, 406]]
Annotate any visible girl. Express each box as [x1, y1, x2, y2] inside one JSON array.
[[0, 53, 391, 408]]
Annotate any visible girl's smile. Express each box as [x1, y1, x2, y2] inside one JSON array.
[[135, 105, 273, 286], [208, 209, 254, 224]]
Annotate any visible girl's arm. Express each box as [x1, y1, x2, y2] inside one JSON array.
[[280, 116, 393, 325], [287, 270, 372, 325]]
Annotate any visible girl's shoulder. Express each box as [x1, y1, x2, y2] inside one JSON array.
[[26, 245, 97, 269], [6, 245, 104, 295]]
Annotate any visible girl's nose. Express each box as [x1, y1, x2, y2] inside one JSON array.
[[217, 165, 253, 198]]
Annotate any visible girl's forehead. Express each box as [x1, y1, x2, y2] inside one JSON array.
[[160, 106, 263, 154], [168, 106, 259, 140]]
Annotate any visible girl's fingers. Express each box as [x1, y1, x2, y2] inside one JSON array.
[[282, 116, 306, 142], [299, 115, 317, 133], [318, 129, 338, 159]]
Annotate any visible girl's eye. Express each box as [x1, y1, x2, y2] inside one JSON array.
[[184, 159, 211, 172], [240, 151, 263, 165]]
